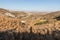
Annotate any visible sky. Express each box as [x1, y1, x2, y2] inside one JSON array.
[[0, 0, 60, 12]]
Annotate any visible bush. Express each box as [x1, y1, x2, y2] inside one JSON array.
[[54, 16, 60, 20], [34, 21, 48, 25]]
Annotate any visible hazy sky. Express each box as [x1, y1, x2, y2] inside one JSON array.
[[0, 0, 60, 12]]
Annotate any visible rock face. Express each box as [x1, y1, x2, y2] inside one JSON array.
[[0, 8, 60, 40]]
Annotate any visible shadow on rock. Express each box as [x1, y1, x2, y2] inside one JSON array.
[[0, 27, 60, 40]]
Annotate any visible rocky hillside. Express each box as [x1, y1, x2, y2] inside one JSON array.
[[0, 8, 60, 40]]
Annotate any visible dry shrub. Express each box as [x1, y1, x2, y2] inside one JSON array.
[[0, 15, 21, 32], [0, 15, 60, 40]]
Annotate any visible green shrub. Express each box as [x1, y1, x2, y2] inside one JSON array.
[[34, 21, 48, 25]]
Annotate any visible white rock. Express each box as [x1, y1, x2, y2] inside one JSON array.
[[5, 12, 15, 17], [21, 21, 25, 23]]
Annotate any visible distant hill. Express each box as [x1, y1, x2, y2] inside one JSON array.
[[45, 11, 60, 18], [0, 8, 47, 19]]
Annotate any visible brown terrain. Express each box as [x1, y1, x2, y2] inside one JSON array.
[[0, 8, 60, 40]]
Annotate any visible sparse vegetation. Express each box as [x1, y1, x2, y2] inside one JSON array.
[[0, 8, 60, 40]]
